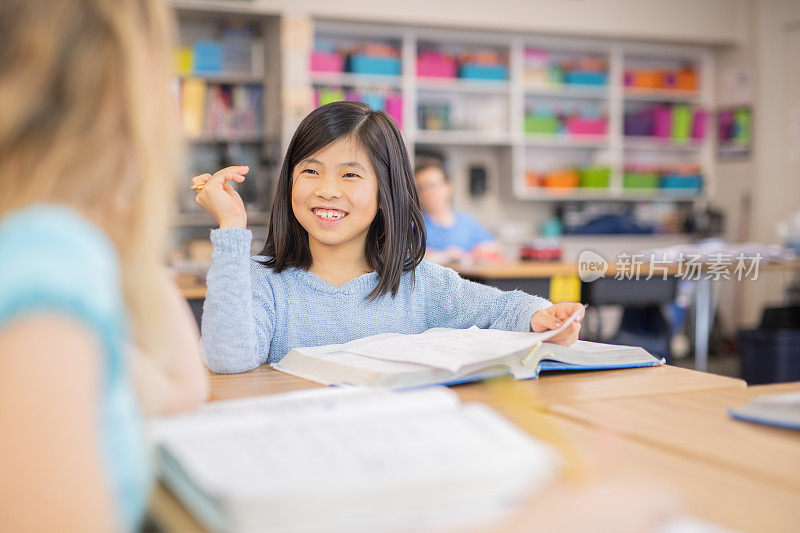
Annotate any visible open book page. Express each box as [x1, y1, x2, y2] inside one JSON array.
[[343, 307, 584, 373], [729, 390, 800, 430], [152, 387, 557, 508]]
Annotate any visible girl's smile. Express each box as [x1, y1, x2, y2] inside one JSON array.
[[311, 206, 349, 224]]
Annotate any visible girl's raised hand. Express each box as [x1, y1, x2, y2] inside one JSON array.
[[192, 166, 249, 229], [531, 302, 585, 346]]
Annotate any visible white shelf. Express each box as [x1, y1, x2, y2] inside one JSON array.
[[623, 136, 705, 151], [524, 84, 608, 99], [310, 71, 402, 88], [524, 134, 609, 148], [179, 73, 265, 84], [414, 130, 512, 146], [623, 88, 700, 103], [619, 189, 704, 201], [514, 188, 703, 202], [417, 77, 510, 93]]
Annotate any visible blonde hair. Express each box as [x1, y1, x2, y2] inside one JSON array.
[[0, 0, 181, 357]]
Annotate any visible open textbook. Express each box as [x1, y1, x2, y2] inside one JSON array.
[[151, 387, 559, 533], [273, 309, 663, 389], [728, 390, 800, 431]]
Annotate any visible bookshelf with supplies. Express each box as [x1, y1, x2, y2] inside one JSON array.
[[171, 6, 281, 269], [294, 21, 715, 237]]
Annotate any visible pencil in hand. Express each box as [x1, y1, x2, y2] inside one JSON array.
[[191, 183, 205, 191]]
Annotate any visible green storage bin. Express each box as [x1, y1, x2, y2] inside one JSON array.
[[579, 166, 611, 188], [525, 114, 560, 135], [623, 172, 659, 189], [671, 105, 692, 141]]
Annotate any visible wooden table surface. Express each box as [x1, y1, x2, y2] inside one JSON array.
[[150, 366, 800, 533], [207, 363, 744, 403], [550, 381, 800, 492], [454, 258, 800, 280]]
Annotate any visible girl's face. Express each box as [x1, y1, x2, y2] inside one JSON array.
[[291, 136, 379, 255]]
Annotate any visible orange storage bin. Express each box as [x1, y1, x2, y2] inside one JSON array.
[[633, 70, 666, 89], [542, 169, 579, 189], [675, 69, 697, 91]]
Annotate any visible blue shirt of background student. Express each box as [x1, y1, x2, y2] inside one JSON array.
[[423, 211, 495, 252]]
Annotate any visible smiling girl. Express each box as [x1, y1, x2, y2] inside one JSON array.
[[194, 101, 582, 374]]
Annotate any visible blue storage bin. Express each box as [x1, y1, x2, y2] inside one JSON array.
[[459, 63, 509, 80], [660, 174, 703, 191], [564, 71, 608, 86], [193, 40, 223, 73], [349, 54, 401, 76], [361, 93, 385, 111]]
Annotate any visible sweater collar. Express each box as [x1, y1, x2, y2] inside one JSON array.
[[291, 267, 380, 295]]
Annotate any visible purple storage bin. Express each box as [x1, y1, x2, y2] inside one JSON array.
[[624, 71, 634, 87], [311, 51, 344, 72], [692, 110, 708, 140], [624, 112, 654, 136], [653, 106, 672, 138], [385, 95, 403, 129]]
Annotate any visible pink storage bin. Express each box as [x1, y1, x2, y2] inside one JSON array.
[[310, 51, 344, 73], [653, 106, 672, 138], [566, 116, 607, 136], [692, 110, 707, 140], [385, 95, 403, 129], [417, 52, 457, 78]]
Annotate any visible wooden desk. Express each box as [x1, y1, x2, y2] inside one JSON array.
[[150, 367, 798, 533], [550, 382, 800, 492]]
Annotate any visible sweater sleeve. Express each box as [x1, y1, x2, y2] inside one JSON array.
[[422, 261, 552, 332], [200, 228, 274, 374]]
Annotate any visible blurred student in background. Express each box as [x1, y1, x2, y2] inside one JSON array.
[[414, 160, 503, 264], [0, 0, 207, 531]]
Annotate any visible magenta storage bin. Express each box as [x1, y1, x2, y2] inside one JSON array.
[[692, 110, 708, 140], [385, 95, 403, 129], [566, 116, 607, 136], [653, 106, 672, 138], [417, 52, 457, 78], [310, 51, 344, 72]]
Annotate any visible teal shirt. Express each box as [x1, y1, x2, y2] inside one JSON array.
[[0, 205, 150, 531]]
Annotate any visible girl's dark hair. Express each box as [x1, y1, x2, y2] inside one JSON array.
[[259, 101, 426, 300]]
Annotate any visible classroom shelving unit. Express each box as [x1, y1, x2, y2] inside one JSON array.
[[171, 6, 282, 245], [301, 21, 715, 213]]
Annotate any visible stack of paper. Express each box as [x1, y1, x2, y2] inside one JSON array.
[[152, 387, 559, 533]]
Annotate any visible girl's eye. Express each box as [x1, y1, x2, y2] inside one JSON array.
[[343, 172, 360, 179], [301, 168, 319, 176]]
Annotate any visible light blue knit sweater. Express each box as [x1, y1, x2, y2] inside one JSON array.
[[201, 228, 553, 374]]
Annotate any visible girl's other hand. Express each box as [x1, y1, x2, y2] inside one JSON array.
[[192, 166, 249, 229], [531, 302, 585, 346]]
